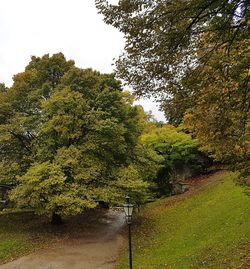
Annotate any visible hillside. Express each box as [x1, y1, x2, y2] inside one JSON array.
[[116, 171, 250, 269]]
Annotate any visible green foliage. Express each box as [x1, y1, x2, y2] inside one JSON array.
[[112, 164, 151, 206], [116, 172, 250, 269], [0, 83, 7, 93], [141, 125, 209, 194], [97, 0, 249, 184], [10, 162, 95, 216], [96, 0, 248, 99], [0, 53, 152, 219]]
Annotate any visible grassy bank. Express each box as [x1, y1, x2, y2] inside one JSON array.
[[116, 172, 250, 269]]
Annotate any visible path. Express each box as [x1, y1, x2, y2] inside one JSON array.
[[0, 210, 125, 269]]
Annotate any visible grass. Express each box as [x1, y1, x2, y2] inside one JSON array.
[[0, 209, 109, 264], [116, 171, 250, 269], [0, 211, 50, 263]]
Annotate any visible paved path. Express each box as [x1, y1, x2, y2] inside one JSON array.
[[0, 210, 125, 269]]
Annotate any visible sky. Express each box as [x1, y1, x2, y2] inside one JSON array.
[[0, 0, 165, 121]]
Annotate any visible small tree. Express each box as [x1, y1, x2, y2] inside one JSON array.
[[141, 125, 210, 194]]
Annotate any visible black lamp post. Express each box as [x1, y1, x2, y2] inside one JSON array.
[[124, 196, 133, 269]]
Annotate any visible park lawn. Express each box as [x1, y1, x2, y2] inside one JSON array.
[[0, 211, 58, 263], [116, 171, 250, 269], [0, 209, 104, 264]]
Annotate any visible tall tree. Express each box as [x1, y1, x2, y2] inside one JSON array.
[[183, 36, 250, 179], [96, 0, 250, 181], [96, 0, 249, 101], [0, 53, 151, 223]]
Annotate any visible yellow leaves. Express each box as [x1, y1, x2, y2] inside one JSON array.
[[182, 112, 195, 132], [241, 18, 246, 23], [183, 36, 250, 164], [240, 17, 250, 26], [122, 90, 135, 105], [234, 145, 245, 157]]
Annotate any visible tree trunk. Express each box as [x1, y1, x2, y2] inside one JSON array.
[[51, 212, 63, 225]]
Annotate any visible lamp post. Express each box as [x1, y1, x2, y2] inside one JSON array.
[[124, 196, 133, 269]]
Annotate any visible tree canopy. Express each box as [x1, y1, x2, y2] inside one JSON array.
[[0, 53, 155, 222], [96, 0, 250, 181], [96, 0, 249, 98], [141, 125, 209, 194]]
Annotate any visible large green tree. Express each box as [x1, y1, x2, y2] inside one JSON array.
[[0, 53, 152, 223]]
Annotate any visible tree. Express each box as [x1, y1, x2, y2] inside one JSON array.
[[96, 0, 249, 182], [0, 53, 75, 184], [140, 125, 209, 194], [183, 36, 250, 180], [0, 53, 150, 223], [0, 83, 7, 93], [96, 0, 249, 101]]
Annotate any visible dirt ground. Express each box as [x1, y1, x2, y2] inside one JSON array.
[[0, 210, 126, 269]]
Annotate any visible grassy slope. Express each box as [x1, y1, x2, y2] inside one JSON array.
[[117, 171, 250, 269]]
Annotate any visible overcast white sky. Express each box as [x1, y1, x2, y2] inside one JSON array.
[[0, 0, 165, 121]]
